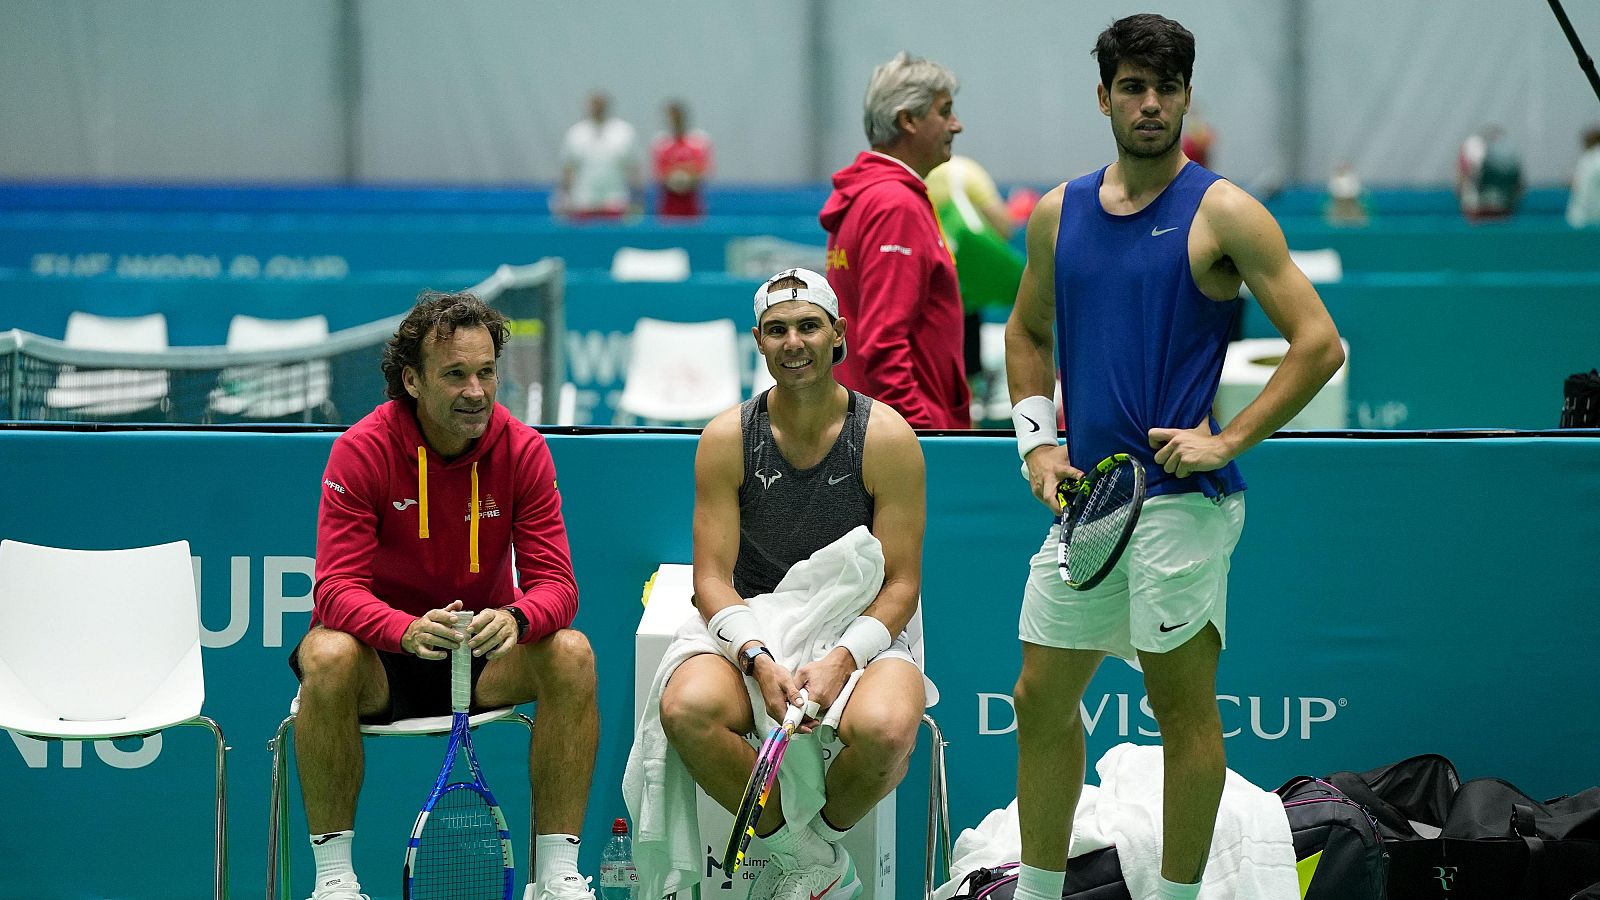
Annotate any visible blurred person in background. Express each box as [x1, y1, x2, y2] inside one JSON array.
[[557, 92, 643, 219], [1566, 125, 1600, 229], [1325, 161, 1370, 227], [821, 52, 970, 429], [1456, 124, 1523, 222], [926, 155, 1025, 422], [652, 100, 714, 219]]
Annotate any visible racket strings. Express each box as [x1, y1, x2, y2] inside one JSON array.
[[412, 786, 508, 899], [1063, 466, 1139, 580]]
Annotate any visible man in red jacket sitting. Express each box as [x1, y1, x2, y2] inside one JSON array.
[[820, 51, 971, 429], [291, 291, 598, 900]]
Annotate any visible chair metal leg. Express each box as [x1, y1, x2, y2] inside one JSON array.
[[920, 714, 951, 900], [178, 715, 231, 900], [500, 713, 537, 892], [265, 713, 296, 900]]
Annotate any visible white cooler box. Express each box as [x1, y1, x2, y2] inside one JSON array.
[[1214, 337, 1351, 430], [634, 565, 897, 900]]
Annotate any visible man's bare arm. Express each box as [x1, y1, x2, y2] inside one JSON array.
[[1149, 184, 1344, 476]]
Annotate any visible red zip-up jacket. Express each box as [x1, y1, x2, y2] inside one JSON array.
[[820, 151, 971, 429], [312, 400, 577, 652]]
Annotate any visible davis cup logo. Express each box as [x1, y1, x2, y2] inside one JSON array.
[[976, 691, 1347, 740]]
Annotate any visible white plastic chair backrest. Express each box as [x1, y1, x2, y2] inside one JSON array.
[[1288, 248, 1343, 284], [0, 539, 200, 722], [224, 314, 329, 350], [751, 350, 776, 396], [979, 321, 1007, 373], [63, 311, 169, 351], [612, 247, 691, 282], [618, 317, 742, 422]]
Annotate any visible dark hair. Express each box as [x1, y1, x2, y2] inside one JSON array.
[[381, 290, 509, 402], [1092, 14, 1196, 90]]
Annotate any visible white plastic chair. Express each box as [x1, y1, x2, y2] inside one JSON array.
[[44, 311, 171, 417], [610, 247, 691, 282], [0, 539, 227, 899], [265, 692, 534, 900], [207, 314, 333, 421], [616, 317, 743, 424], [1288, 248, 1344, 284], [1216, 337, 1351, 430], [750, 348, 776, 397]]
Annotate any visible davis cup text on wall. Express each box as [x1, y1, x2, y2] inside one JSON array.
[[976, 691, 1346, 741]]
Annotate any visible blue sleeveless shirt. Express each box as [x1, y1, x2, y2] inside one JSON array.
[[1054, 161, 1246, 498]]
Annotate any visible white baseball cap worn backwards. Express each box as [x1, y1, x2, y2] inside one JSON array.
[[752, 267, 846, 363]]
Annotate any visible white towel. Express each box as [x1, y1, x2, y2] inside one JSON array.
[[932, 744, 1297, 900], [623, 526, 886, 900], [1088, 743, 1298, 900]]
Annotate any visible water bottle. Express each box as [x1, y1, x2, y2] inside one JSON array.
[[599, 817, 638, 900]]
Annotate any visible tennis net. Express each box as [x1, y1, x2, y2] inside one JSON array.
[[1, 259, 565, 425]]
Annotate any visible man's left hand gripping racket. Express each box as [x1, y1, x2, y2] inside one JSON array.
[[403, 610, 516, 900], [1057, 453, 1146, 591], [721, 689, 810, 876]]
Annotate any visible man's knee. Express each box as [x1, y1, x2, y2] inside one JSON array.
[[296, 629, 371, 691], [659, 665, 744, 745], [530, 628, 596, 697], [841, 692, 922, 765], [1013, 665, 1077, 728]]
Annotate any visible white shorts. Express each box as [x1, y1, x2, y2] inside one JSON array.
[[1019, 492, 1246, 661]]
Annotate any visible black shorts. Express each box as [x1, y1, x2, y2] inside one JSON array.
[[288, 634, 491, 725]]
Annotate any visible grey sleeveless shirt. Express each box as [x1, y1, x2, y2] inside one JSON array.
[[733, 389, 875, 598]]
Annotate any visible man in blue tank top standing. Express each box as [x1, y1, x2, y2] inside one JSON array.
[[659, 269, 930, 900], [1005, 15, 1344, 900]]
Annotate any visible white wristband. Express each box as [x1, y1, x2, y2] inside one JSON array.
[[1012, 395, 1059, 461], [707, 605, 763, 666], [836, 615, 893, 669]]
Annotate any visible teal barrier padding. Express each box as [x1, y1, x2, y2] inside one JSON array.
[[8, 208, 1598, 282], [1265, 186, 1570, 218], [0, 182, 1571, 218], [0, 210, 828, 275], [0, 268, 482, 342], [0, 183, 834, 217], [1276, 216, 1600, 271], [0, 429, 1597, 899], [1240, 272, 1600, 429]]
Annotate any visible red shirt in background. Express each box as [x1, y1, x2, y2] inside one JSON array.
[[652, 130, 714, 218]]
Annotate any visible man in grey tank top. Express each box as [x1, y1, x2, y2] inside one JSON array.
[[659, 269, 928, 900]]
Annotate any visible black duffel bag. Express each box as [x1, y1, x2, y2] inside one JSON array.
[[1326, 754, 1600, 900], [1275, 775, 1387, 898]]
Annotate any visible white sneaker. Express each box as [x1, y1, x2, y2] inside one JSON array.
[[748, 842, 861, 900], [307, 874, 370, 900], [538, 873, 597, 900]]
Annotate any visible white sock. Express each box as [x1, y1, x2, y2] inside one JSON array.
[[1014, 864, 1065, 900], [309, 830, 357, 890], [1154, 875, 1201, 900], [760, 822, 833, 864], [810, 811, 851, 844], [535, 834, 583, 887]]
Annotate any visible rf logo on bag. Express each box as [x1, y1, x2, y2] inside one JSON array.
[[1433, 866, 1457, 890]]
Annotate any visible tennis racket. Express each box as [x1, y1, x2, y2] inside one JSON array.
[[1057, 453, 1146, 591], [721, 689, 810, 876], [402, 610, 515, 900]]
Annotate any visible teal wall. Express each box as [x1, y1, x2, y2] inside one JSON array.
[[1, 427, 1598, 899]]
